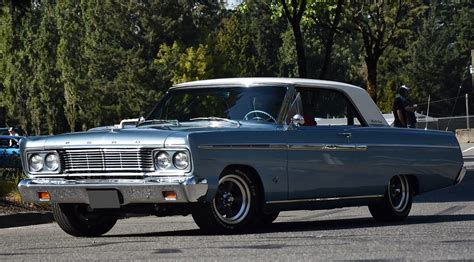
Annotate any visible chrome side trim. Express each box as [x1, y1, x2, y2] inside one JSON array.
[[289, 143, 367, 151], [367, 143, 459, 149], [198, 144, 288, 150], [199, 142, 457, 151], [198, 143, 367, 152], [266, 194, 384, 204]]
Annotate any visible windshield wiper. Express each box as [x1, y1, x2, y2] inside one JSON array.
[[137, 119, 181, 127], [189, 117, 241, 127]]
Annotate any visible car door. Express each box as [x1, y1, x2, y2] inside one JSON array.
[[286, 87, 368, 199]]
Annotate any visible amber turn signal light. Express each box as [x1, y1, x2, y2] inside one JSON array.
[[162, 191, 177, 201], [37, 192, 50, 201]]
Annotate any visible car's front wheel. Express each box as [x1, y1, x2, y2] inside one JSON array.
[[52, 203, 118, 237], [369, 175, 413, 222], [192, 170, 260, 233]]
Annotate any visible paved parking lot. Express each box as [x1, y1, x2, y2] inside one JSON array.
[[0, 171, 473, 261], [461, 143, 474, 168]]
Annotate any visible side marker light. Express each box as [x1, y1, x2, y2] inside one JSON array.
[[38, 192, 50, 201]]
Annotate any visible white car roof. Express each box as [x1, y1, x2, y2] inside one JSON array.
[[172, 78, 388, 127]]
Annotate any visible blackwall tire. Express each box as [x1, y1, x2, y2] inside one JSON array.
[[192, 170, 260, 234], [52, 203, 118, 237], [369, 175, 413, 222]]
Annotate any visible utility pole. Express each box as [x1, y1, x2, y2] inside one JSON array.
[[467, 94, 470, 130]]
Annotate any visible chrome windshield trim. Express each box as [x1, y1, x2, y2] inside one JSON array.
[[266, 194, 384, 204], [278, 85, 296, 125]]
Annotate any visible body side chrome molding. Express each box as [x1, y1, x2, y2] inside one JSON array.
[[288, 143, 367, 151], [198, 143, 367, 152], [266, 194, 384, 204], [199, 143, 458, 151], [198, 144, 288, 150], [366, 143, 459, 149]]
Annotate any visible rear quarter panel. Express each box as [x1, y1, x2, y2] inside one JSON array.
[[351, 127, 463, 194]]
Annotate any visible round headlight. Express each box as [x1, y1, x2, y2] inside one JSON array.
[[45, 153, 60, 171], [155, 151, 171, 169], [173, 151, 189, 170], [29, 154, 44, 172]]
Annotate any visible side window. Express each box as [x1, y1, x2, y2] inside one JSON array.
[[298, 88, 365, 126]]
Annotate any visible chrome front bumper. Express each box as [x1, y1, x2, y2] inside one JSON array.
[[18, 176, 208, 205]]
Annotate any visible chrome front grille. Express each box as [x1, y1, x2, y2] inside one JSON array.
[[60, 148, 154, 173]]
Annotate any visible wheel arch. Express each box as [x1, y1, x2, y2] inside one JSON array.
[[220, 164, 265, 201], [405, 175, 420, 195], [390, 174, 419, 196]]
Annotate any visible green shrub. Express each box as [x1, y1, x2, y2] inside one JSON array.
[[0, 168, 25, 197]]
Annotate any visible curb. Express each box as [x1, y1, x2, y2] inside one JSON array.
[[0, 212, 54, 229]]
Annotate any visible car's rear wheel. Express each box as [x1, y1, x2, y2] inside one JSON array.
[[192, 170, 260, 233], [52, 203, 118, 237], [369, 175, 413, 222]]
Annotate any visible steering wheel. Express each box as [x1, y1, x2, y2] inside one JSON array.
[[243, 110, 277, 123]]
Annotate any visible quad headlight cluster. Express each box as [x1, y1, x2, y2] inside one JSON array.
[[154, 150, 191, 172], [27, 151, 61, 173]]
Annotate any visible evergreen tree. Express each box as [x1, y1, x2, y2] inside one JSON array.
[[33, 1, 64, 134], [55, 0, 85, 132], [405, 2, 473, 117], [0, 2, 33, 132], [214, 1, 283, 77]]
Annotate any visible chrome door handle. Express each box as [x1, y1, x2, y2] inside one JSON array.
[[338, 132, 352, 138]]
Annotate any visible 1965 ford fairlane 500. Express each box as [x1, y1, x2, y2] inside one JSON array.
[[18, 78, 465, 236]]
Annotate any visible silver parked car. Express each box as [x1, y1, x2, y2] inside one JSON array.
[[18, 78, 465, 236]]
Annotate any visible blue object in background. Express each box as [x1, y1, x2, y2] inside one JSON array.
[[0, 135, 22, 169]]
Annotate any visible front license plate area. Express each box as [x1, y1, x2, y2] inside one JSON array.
[[87, 190, 120, 209]]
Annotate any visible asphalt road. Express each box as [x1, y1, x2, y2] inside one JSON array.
[[1, 172, 473, 261]]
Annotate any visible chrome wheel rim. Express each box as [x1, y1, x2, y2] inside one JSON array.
[[212, 174, 251, 225], [388, 175, 409, 212]]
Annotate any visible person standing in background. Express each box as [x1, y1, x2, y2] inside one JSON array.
[[392, 85, 418, 128]]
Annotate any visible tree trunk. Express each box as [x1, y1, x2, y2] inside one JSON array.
[[292, 22, 307, 78], [319, 32, 335, 80], [365, 56, 378, 103], [319, 0, 343, 79]]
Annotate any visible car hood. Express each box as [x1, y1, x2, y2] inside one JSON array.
[[22, 128, 178, 150], [22, 122, 280, 150]]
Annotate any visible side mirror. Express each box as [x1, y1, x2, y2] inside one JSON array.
[[291, 114, 305, 127], [137, 116, 145, 126]]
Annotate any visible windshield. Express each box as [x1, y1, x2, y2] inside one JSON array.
[[147, 86, 288, 123]]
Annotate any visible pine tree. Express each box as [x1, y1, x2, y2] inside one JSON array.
[[0, 2, 33, 132], [33, 1, 64, 134], [55, 0, 85, 132]]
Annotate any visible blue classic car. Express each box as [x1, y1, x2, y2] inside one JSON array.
[[18, 78, 465, 236], [0, 135, 22, 169]]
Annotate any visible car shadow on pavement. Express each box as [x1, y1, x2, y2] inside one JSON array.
[[104, 214, 474, 238], [415, 171, 474, 203], [0, 212, 53, 229]]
